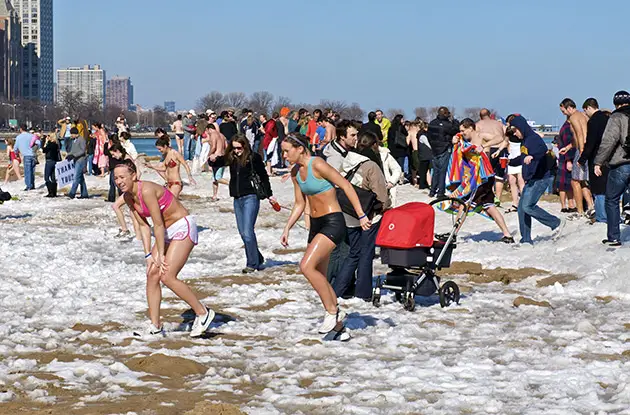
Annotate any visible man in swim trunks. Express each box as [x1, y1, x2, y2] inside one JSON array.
[[207, 124, 227, 201], [559, 98, 595, 220], [476, 108, 508, 204]]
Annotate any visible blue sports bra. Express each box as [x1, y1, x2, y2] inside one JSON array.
[[296, 158, 334, 196]]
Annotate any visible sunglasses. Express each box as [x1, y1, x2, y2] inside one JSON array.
[[232, 145, 244, 151]]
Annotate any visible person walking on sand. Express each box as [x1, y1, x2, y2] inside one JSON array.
[[280, 133, 370, 341], [114, 160, 214, 337]]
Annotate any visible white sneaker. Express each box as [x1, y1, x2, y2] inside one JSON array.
[[552, 218, 566, 240], [133, 322, 165, 338], [190, 307, 215, 337], [318, 308, 347, 334]]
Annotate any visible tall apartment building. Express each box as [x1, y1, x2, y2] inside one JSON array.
[[0, 0, 22, 100], [10, 0, 53, 103], [164, 101, 175, 112], [56, 64, 106, 108], [106, 76, 133, 110]]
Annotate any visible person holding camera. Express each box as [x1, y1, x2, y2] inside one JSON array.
[[42, 131, 61, 197], [594, 90, 630, 247]]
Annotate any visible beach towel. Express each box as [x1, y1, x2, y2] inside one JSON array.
[[439, 138, 495, 217]]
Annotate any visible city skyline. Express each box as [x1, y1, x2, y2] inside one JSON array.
[[46, 0, 630, 123]]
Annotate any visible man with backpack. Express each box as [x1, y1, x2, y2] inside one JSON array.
[[594, 90, 630, 247]]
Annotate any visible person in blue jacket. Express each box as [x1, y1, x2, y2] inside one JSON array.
[[509, 115, 564, 244]]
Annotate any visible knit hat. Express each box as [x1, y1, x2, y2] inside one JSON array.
[[613, 90, 630, 106]]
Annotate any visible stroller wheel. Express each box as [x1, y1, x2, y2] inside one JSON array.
[[439, 281, 460, 308], [395, 292, 403, 303], [403, 292, 416, 312]]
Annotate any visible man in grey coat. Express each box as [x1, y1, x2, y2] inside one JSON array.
[[66, 127, 89, 199], [594, 90, 630, 246]]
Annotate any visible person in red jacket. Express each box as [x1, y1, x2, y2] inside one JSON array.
[[262, 112, 279, 174]]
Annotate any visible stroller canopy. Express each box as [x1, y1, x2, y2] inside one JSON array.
[[376, 202, 435, 249]]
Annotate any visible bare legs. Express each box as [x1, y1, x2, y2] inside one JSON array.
[[4, 160, 21, 184], [300, 234, 338, 314], [508, 173, 525, 208], [146, 238, 206, 328]]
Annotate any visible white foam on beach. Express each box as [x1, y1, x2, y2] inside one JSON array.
[[1, 168, 630, 413]]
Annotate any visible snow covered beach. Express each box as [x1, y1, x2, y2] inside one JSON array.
[[1, 169, 630, 414]]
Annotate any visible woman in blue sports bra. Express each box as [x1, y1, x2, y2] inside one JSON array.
[[280, 133, 370, 340]]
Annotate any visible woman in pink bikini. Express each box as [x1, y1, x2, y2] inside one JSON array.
[[114, 159, 213, 337]]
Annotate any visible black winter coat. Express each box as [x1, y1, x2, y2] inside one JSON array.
[[427, 115, 460, 157]]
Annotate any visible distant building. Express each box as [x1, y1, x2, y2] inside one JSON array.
[[10, 0, 53, 103], [106, 76, 133, 110], [0, 0, 22, 101], [164, 101, 175, 112], [56, 64, 106, 108]]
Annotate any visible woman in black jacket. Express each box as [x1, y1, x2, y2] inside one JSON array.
[[42, 132, 61, 197], [387, 114, 409, 181], [217, 133, 273, 273]]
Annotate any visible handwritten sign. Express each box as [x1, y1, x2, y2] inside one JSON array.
[[55, 159, 76, 188]]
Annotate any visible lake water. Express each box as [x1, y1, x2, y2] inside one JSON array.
[[0, 138, 173, 157]]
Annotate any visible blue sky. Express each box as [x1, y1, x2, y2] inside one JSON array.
[[54, 0, 628, 125]]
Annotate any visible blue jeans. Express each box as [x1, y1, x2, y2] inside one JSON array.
[[518, 176, 560, 244], [86, 154, 94, 176], [183, 133, 193, 160], [594, 194, 607, 223], [605, 164, 630, 242], [234, 194, 263, 269], [68, 158, 88, 198], [430, 151, 450, 197], [64, 136, 72, 152], [333, 222, 381, 300], [23, 156, 36, 190]]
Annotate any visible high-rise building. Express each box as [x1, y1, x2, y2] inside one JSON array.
[[164, 101, 175, 112], [106, 76, 132, 110], [10, 0, 53, 103], [56, 64, 106, 108], [0, 0, 22, 101]]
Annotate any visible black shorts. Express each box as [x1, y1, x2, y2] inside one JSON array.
[[308, 212, 346, 246], [489, 148, 508, 181]]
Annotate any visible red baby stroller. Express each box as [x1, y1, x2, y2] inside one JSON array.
[[371, 198, 466, 311]]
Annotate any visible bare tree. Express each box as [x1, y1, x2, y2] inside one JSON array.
[[463, 107, 482, 121], [152, 105, 169, 128], [225, 92, 247, 110], [414, 107, 429, 121], [341, 102, 365, 121], [197, 91, 225, 113], [105, 105, 123, 125], [387, 108, 405, 120], [319, 99, 348, 115], [57, 89, 85, 118], [271, 96, 292, 114], [248, 91, 274, 115]]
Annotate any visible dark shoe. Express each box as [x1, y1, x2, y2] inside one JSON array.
[[66, 194, 75, 199], [500, 236, 515, 244], [602, 239, 622, 247], [568, 208, 578, 213], [560, 208, 569, 213], [242, 267, 257, 274]]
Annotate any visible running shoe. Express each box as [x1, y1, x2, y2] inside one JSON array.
[[114, 229, 131, 239], [322, 324, 351, 342], [566, 213, 585, 221], [552, 218, 566, 240], [500, 236, 515, 244], [133, 322, 165, 338], [585, 208, 596, 220], [318, 307, 346, 334], [602, 239, 622, 247], [190, 307, 215, 337], [242, 267, 257, 274]]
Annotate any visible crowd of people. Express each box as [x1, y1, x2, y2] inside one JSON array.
[[2, 90, 630, 339]]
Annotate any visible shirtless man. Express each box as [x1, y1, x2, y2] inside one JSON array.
[[207, 124, 228, 201], [476, 108, 508, 203], [451, 118, 514, 243], [145, 132, 196, 199], [558, 98, 594, 219]]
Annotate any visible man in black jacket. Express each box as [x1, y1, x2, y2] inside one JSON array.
[[427, 107, 460, 197], [359, 111, 383, 142], [580, 98, 609, 223]]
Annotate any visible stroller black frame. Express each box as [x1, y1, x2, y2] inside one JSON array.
[[371, 194, 475, 311]]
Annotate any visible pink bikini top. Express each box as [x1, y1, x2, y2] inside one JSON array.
[[135, 181, 174, 218]]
